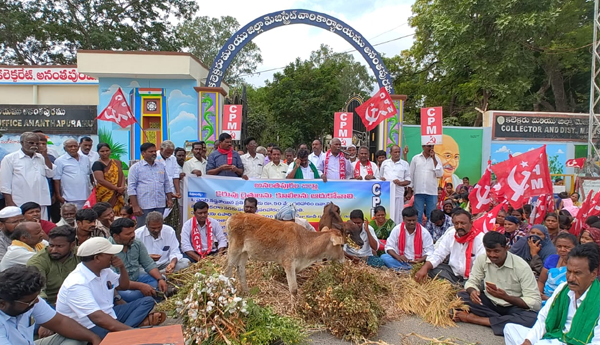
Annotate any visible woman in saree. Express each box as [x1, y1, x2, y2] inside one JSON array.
[[92, 143, 125, 212], [537, 232, 577, 304], [369, 205, 396, 252]]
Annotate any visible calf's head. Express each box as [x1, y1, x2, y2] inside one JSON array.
[[343, 220, 364, 250], [320, 226, 346, 262]]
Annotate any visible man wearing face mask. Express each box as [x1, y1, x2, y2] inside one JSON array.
[[414, 209, 485, 285], [409, 144, 443, 224]]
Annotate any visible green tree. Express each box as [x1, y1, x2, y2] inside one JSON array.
[[177, 16, 263, 86], [0, 0, 198, 65]]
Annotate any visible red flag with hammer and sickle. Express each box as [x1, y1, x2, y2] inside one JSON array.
[[473, 202, 506, 235], [491, 146, 553, 209], [469, 160, 493, 214], [355, 87, 397, 131], [97, 88, 137, 128]]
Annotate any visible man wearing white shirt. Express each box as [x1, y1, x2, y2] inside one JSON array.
[[78, 136, 100, 169], [156, 140, 182, 199], [286, 149, 320, 180], [183, 141, 207, 177], [0, 222, 45, 271], [241, 137, 264, 179], [261, 147, 288, 179], [180, 201, 228, 263], [353, 146, 380, 180], [0, 132, 55, 220], [134, 211, 189, 274], [381, 207, 434, 270], [308, 139, 325, 168], [317, 138, 353, 181], [504, 243, 600, 345], [344, 210, 378, 260], [414, 210, 485, 285], [380, 145, 411, 224], [54, 139, 92, 210], [409, 144, 444, 224]]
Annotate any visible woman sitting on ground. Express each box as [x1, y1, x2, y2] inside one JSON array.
[[369, 206, 395, 252], [537, 232, 578, 302], [503, 215, 526, 247], [494, 209, 506, 233], [543, 213, 560, 242], [580, 225, 600, 247], [509, 224, 556, 277], [511, 208, 530, 233]]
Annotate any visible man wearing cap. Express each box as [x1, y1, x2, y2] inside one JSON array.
[[56, 237, 163, 339], [0, 206, 24, 261], [0, 265, 102, 345], [275, 204, 315, 232]]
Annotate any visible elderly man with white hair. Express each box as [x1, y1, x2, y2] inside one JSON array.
[[156, 140, 182, 199], [0, 132, 55, 220], [316, 138, 353, 182], [54, 139, 92, 210]]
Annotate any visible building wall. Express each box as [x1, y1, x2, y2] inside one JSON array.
[[0, 85, 97, 105]]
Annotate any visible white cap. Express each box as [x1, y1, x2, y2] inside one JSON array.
[[77, 237, 123, 256], [0, 206, 22, 218]]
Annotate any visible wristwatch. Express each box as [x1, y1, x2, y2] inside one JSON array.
[[114, 295, 122, 303]]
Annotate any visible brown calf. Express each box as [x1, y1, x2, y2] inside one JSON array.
[[225, 213, 363, 297]]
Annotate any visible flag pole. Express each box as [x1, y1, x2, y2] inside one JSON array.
[[133, 120, 149, 143]]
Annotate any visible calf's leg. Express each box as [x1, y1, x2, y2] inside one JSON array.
[[236, 252, 250, 293]]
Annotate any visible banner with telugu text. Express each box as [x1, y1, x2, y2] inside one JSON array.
[[182, 176, 395, 228]]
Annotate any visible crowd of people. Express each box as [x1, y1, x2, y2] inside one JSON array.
[[0, 130, 599, 344]]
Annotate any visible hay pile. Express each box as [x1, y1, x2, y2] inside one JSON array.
[[160, 257, 467, 343]]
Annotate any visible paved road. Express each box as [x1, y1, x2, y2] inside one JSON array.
[[308, 315, 506, 345]]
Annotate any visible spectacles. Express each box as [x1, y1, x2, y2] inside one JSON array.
[[15, 296, 38, 307]]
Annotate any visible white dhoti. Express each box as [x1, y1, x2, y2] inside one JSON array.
[[504, 323, 564, 345], [392, 196, 404, 225]]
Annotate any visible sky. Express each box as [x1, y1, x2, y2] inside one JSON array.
[[197, 0, 416, 87]]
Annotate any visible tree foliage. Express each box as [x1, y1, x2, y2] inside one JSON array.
[[245, 45, 375, 149], [0, 0, 198, 65], [386, 0, 593, 126], [177, 16, 263, 86]]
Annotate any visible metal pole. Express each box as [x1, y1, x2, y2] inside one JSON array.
[[588, 0, 600, 161]]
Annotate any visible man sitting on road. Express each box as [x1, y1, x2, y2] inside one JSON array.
[[56, 237, 163, 339], [454, 231, 541, 336], [344, 210, 379, 265], [0, 222, 45, 271], [74, 209, 104, 245], [274, 204, 315, 232], [0, 265, 101, 345], [56, 203, 77, 228], [0, 206, 24, 261], [425, 209, 454, 243], [109, 218, 168, 302], [414, 209, 485, 285], [382, 207, 434, 270], [181, 201, 228, 262], [134, 211, 189, 274], [504, 243, 600, 345]]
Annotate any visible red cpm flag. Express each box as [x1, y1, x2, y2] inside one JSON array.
[[531, 194, 553, 225], [570, 191, 595, 237], [355, 87, 397, 131], [469, 160, 493, 214], [473, 202, 506, 235], [491, 146, 553, 209], [82, 187, 97, 209], [97, 88, 137, 128], [565, 158, 586, 168]]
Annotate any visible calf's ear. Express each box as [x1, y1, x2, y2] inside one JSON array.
[[321, 226, 330, 232], [330, 233, 344, 246]]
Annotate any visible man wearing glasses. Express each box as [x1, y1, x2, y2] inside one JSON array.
[[0, 265, 101, 344], [0, 206, 24, 261]]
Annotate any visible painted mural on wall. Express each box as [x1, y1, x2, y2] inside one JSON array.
[[404, 126, 484, 184], [97, 78, 199, 162], [491, 142, 567, 175]]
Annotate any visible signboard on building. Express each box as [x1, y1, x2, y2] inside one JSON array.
[[492, 112, 598, 141], [0, 67, 97, 84], [0, 105, 97, 135]]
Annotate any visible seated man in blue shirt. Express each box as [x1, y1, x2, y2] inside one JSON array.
[[108, 218, 168, 302], [0, 265, 101, 345], [206, 133, 244, 177]]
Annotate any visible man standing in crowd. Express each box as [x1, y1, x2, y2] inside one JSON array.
[[243, 197, 258, 214], [109, 218, 168, 302], [156, 140, 182, 199], [346, 144, 358, 164], [415, 210, 485, 285], [287, 149, 320, 179], [0, 265, 102, 345], [78, 136, 99, 169], [180, 201, 228, 263], [0, 221, 45, 271], [27, 225, 79, 306], [54, 139, 92, 210], [375, 150, 387, 169], [380, 145, 411, 224], [127, 143, 173, 227], [0, 132, 54, 219], [309, 139, 325, 168], [504, 243, 600, 344], [454, 231, 541, 336], [183, 141, 207, 177], [35, 132, 60, 223], [353, 146, 380, 180], [410, 144, 443, 224], [0, 206, 23, 261], [75, 209, 104, 245], [135, 211, 189, 274], [381, 207, 434, 270], [265, 143, 275, 165], [241, 137, 264, 179], [284, 148, 296, 165], [56, 237, 161, 339], [56, 203, 77, 227], [318, 138, 353, 182], [207, 133, 244, 178], [262, 147, 288, 179]]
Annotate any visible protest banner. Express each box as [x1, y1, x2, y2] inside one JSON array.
[[182, 176, 395, 228], [420, 107, 443, 145], [222, 105, 242, 139], [334, 112, 353, 146]]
